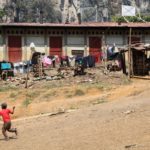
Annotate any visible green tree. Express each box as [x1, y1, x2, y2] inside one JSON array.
[[0, 8, 5, 22], [3, 0, 62, 23], [112, 16, 150, 22]]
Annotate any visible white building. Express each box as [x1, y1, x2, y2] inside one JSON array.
[[0, 22, 149, 63]]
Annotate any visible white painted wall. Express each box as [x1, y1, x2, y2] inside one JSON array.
[[106, 35, 123, 47], [66, 36, 85, 56], [145, 35, 150, 44], [67, 36, 84, 45], [0, 47, 3, 61], [26, 36, 45, 60], [0, 35, 3, 61], [145, 35, 150, 57]]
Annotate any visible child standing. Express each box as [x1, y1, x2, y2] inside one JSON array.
[[0, 103, 17, 140]]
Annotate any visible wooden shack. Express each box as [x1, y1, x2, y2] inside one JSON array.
[[131, 44, 150, 76]]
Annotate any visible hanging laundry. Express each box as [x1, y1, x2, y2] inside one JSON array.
[[42, 56, 52, 67]]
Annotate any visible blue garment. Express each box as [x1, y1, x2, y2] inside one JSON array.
[[87, 55, 95, 68], [1, 63, 11, 70]]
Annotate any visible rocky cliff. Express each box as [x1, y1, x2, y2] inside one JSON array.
[[1, 0, 150, 23]]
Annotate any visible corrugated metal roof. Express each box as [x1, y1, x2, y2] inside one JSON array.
[[0, 22, 150, 28]]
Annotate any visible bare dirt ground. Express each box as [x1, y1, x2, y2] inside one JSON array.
[[0, 77, 150, 150], [0, 66, 150, 150]]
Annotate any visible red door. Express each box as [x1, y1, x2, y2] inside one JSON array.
[[49, 37, 62, 56], [8, 36, 22, 62], [89, 37, 101, 63]]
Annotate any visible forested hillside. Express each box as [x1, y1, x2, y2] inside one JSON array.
[[0, 0, 149, 23]]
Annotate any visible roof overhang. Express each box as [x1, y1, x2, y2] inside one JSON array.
[[0, 22, 149, 28]]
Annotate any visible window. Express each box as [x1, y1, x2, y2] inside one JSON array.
[[72, 50, 84, 57], [67, 36, 84, 45]]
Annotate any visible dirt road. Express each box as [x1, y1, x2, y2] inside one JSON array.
[[0, 86, 149, 150]]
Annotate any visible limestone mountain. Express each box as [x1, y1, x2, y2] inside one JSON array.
[[0, 0, 150, 23]]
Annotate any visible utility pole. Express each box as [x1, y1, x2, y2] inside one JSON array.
[[128, 27, 132, 79]]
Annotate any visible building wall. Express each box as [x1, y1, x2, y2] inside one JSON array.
[[0, 47, 3, 61], [26, 36, 45, 60], [0, 35, 3, 61], [145, 35, 150, 56], [106, 35, 124, 47], [66, 35, 85, 56], [145, 35, 150, 44], [0, 27, 149, 62]]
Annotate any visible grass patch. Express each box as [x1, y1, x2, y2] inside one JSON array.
[[44, 91, 57, 99], [23, 98, 32, 107], [74, 89, 85, 96], [0, 86, 17, 92], [84, 82, 111, 92], [44, 83, 64, 89], [22, 91, 40, 107], [69, 105, 79, 110], [96, 83, 113, 90], [92, 99, 107, 105], [9, 92, 18, 98], [121, 75, 132, 85], [95, 85, 104, 90], [64, 90, 73, 98], [26, 91, 40, 99], [66, 94, 73, 98]]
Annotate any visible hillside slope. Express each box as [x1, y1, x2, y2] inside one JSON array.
[[0, 82, 149, 150]]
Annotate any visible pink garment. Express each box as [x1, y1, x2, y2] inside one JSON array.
[[42, 56, 52, 67], [54, 56, 60, 63]]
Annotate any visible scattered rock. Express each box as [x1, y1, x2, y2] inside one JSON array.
[[49, 108, 66, 117], [125, 144, 136, 149], [123, 110, 135, 115]]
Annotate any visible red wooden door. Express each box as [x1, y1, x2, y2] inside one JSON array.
[[8, 36, 22, 62], [49, 37, 62, 56], [89, 37, 101, 63]]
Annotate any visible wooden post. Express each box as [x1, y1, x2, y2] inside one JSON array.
[[38, 55, 43, 79], [102, 31, 107, 70], [64, 29, 67, 56], [128, 27, 132, 78], [24, 29, 29, 89], [25, 66, 29, 88], [84, 30, 87, 56], [131, 47, 133, 76]]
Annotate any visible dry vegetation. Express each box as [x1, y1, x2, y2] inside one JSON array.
[[0, 67, 130, 118]]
